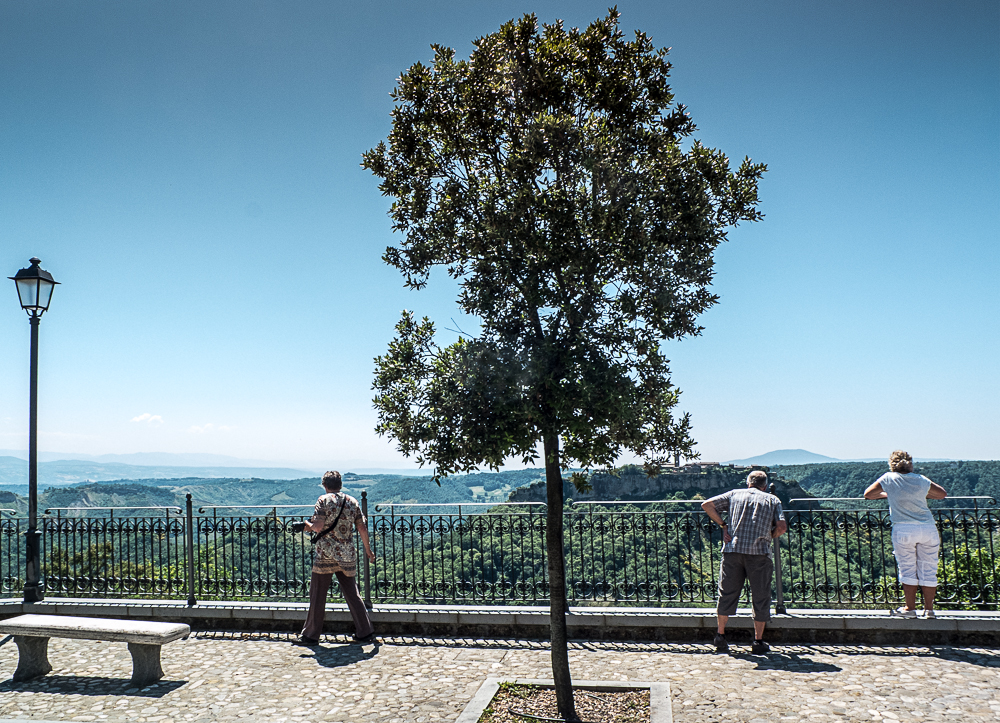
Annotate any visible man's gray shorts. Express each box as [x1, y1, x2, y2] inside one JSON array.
[[717, 552, 774, 622]]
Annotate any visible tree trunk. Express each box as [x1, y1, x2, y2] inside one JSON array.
[[544, 433, 578, 722]]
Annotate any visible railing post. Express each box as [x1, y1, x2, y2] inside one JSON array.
[[185, 494, 197, 606], [771, 484, 786, 614], [361, 490, 372, 610], [772, 534, 786, 614]]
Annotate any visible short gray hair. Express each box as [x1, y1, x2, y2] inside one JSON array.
[[747, 470, 768, 489], [322, 470, 343, 491]]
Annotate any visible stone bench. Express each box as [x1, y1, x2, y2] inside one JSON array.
[[0, 614, 190, 686]]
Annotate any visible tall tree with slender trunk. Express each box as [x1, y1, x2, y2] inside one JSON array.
[[364, 10, 765, 720]]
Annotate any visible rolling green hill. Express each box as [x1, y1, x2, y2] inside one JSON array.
[[0, 468, 550, 515], [772, 460, 1000, 505], [7, 461, 996, 515], [509, 464, 815, 508]]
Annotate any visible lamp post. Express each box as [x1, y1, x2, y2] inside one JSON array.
[[9, 258, 59, 603]]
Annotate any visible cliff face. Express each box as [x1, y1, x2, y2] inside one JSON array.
[[507, 466, 815, 509]]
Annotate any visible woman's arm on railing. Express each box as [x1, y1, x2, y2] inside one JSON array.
[[863, 481, 887, 500], [927, 482, 947, 500]]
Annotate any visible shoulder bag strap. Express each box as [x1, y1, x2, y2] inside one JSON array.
[[311, 495, 348, 544]]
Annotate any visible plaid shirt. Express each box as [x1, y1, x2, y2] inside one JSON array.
[[707, 487, 784, 556]]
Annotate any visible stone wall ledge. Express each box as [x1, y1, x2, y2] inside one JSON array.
[[1, 599, 997, 645]]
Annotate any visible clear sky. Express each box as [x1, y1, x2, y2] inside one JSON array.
[[0, 0, 997, 469]]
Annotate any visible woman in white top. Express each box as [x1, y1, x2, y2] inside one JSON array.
[[864, 450, 947, 618]]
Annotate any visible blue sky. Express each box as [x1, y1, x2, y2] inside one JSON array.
[[0, 0, 997, 469]]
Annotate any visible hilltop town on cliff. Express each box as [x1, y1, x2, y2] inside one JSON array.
[[508, 462, 815, 509]]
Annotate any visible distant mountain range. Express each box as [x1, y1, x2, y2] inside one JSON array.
[[726, 449, 842, 466], [0, 447, 965, 490], [0, 449, 300, 467], [726, 449, 955, 466], [0, 450, 494, 483], [0, 456, 315, 487]]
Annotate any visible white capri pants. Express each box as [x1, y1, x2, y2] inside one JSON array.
[[891, 523, 940, 587]]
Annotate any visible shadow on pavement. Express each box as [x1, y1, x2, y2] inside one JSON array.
[[730, 652, 843, 672], [189, 630, 1000, 669], [0, 676, 186, 697], [305, 641, 382, 668]]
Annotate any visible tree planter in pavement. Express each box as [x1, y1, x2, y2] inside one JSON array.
[[456, 678, 672, 723]]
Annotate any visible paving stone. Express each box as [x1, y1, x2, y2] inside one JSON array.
[[0, 634, 997, 721]]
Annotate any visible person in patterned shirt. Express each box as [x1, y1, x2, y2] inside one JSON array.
[[702, 470, 787, 654], [296, 471, 376, 645]]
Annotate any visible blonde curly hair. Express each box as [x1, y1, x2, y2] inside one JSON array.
[[889, 450, 913, 474]]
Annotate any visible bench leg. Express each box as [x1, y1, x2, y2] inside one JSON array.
[[12, 635, 53, 682], [127, 643, 164, 687]]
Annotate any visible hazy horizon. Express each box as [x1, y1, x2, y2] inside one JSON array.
[[0, 447, 988, 474]]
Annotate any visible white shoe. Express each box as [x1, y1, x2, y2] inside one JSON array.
[[890, 606, 917, 618], [921, 609, 937, 619]]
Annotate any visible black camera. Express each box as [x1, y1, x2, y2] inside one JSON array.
[[289, 521, 307, 534]]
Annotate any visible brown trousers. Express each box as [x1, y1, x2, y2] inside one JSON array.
[[301, 571, 374, 641], [717, 552, 774, 622]]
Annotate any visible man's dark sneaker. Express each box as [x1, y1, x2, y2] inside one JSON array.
[[292, 635, 319, 646], [353, 632, 377, 644], [751, 639, 770, 654], [713, 633, 729, 653]]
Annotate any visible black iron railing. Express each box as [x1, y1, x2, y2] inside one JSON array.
[[194, 504, 314, 600], [41, 507, 186, 598], [0, 494, 996, 609], [371, 503, 549, 604], [781, 500, 1000, 609], [0, 510, 22, 597]]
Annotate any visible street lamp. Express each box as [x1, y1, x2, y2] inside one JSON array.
[[9, 257, 59, 603]]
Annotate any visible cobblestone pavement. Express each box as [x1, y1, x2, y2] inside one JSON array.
[[0, 632, 997, 722]]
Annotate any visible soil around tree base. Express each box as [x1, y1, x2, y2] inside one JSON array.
[[455, 679, 672, 723], [480, 684, 649, 723]]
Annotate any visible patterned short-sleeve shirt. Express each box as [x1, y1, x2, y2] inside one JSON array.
[[706, 487, 784, 556], [310, 492, 363, 576]]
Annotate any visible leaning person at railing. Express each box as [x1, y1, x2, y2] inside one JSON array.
[[293, 470, 377, 645], [701, 470, 787, 655], [864, 450, 947, 619]]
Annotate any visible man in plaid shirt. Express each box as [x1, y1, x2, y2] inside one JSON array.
[[702, 470, 787, 654]]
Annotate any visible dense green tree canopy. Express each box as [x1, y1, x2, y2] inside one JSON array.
[[775, 460, 1000, 505], [364, 10, 765, 478], [364, 11, 765, 717]]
